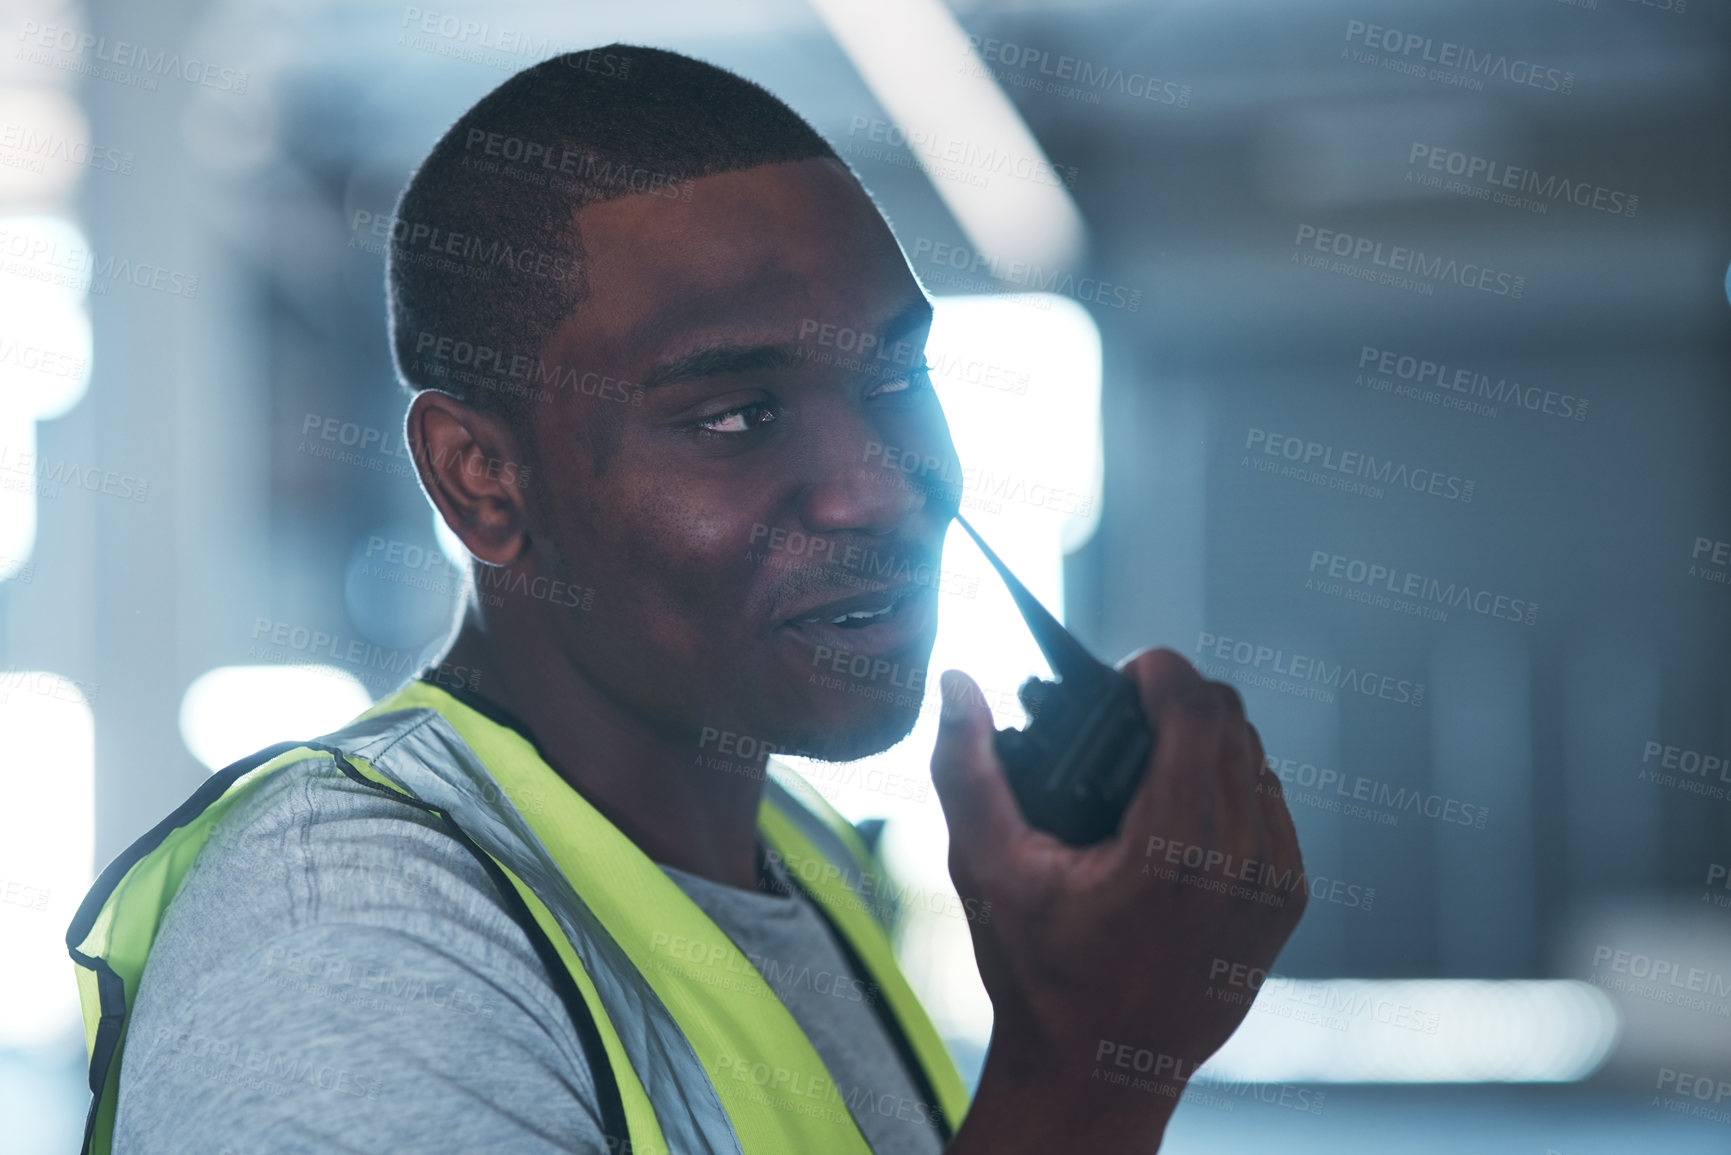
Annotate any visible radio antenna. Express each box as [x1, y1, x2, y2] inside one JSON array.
[[952, 514, 1101, 683]]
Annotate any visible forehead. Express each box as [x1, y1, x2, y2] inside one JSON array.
[[559, 157, 921, 366]]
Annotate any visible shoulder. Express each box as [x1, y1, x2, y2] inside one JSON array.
[[115, 750, 611, 1153], [172, 751, 517, 958]]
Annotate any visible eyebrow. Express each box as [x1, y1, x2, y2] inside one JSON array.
[[638, 343, 801, 390], [637, 298, 935, 391]]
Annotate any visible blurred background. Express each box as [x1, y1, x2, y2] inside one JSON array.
[[2, 0, 1729, 1150]]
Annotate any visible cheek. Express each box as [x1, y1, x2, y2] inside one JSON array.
[[881, 404, 960, 472], [613, 482, 744, 574], [587, 489, 757, 639]]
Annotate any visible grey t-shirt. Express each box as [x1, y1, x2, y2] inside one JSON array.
[[112, 754, 947, 1154]]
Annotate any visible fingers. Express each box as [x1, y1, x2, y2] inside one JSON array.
[[1244, 722, 1271, 800], [1118, 650, 1255, 804], [1234, 719, 1306, 924], [1115, 650, 1274, 873], [1210, 684, 1264, 842], [1116, 669, 1229, 846], [1117, 646, 1208, 722], [1251, 722, 1307, 913], [931, 669, 1033, 878]]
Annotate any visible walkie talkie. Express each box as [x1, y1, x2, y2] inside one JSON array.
[[952, 514, 1156, 846]]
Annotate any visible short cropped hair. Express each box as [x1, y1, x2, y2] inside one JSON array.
[[386, 44, 839, 426]]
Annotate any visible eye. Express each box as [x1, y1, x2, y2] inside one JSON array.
[[693, 402, 778, 436], [867, 361, 935, 399]]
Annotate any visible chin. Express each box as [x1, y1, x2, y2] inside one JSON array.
[[782, 692, 925, 764]]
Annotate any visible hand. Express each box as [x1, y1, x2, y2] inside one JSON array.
[[933, 648, 1306, 1153]]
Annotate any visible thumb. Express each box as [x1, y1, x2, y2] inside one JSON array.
[[931, 669, 1027, 870]]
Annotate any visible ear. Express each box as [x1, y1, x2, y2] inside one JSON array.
[[406, 390, 532, 566]]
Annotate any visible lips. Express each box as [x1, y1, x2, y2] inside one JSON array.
[[784, 584, 916, 628], [779, 582, 938, 658]]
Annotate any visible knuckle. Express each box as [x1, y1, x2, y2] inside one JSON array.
[[1177, 682, 1226, 720], [1212, 680, 1247, 718], [1123, 645, 1185, 675], [1121, 647, 1201, 697]]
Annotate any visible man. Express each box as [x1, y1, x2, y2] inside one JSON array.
[[70, 46, 1305, 1154]]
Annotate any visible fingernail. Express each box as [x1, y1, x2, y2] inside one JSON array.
[[937, 672, 968, 726]]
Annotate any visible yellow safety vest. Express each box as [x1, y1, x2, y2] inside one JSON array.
[[67, 679, 969, 1154]]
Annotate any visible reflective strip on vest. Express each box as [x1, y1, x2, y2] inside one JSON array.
[[757, 770, 971, 1132], [324, 705, 743, 1155]]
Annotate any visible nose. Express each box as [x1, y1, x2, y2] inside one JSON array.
[[793, 407, 957, 538]]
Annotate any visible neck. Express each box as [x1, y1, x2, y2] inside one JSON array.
[[435, 608, 766, 891]]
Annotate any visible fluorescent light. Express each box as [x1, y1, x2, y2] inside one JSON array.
[[0, 20, 96, 608], [920, 292, 1102, 553], [179, 664, 373, 771], [0, 90, 88, 202], [0, 216, 95, 582], [810, 0, 1087, 271], [0, 411, 37, 581], [0, 673, 92, 1048], [0, 291, 91, 422], [0, 215, 89, 305], [1199, 979, 1620, 1084]]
